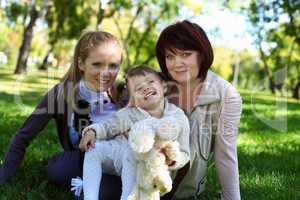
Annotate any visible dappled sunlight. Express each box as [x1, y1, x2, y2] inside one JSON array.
[[240, 90, 300, 104], [0, 69, 61, 95], [239, 172, 298, 199], [238, 133, 300, 155]]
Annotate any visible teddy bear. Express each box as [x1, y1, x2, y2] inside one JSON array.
[[127, 116, 188, 200]]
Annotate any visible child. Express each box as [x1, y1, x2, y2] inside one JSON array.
[[79, 66, 190, 200]]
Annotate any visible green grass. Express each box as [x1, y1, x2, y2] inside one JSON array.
[[0, 68, 299, 199]]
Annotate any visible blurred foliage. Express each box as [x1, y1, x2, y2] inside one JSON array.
[[1, 0, 299, 98], [212, 46, 235, 80], [4, 1, 28, 25], [45, 0, 96, 41], [183, 0, 202, 14], [0, 18, 22, 67], [104, 0, 186, 71], [237, 50, 263, 88], [222, 0, 300, 99], [51, 39, 75, 68], [40, 0, 99, 69], [245, 0, 300, 98]]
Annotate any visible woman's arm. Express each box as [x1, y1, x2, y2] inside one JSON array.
[[0, 85, 58, 184], [214, 86, 242, 200]]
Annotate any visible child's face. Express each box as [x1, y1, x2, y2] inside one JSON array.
[[79, 41, 122, 92], [128, 73, 165, 111]]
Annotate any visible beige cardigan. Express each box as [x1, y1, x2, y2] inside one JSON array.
[[174, 71, 242, 200]]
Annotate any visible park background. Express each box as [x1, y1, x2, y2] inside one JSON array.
[[0, 0, 299, 199]]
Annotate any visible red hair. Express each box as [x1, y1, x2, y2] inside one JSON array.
[[156, 20, 214, 81]]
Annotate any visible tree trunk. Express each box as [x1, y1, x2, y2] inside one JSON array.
[[292, 80, 300, 99], [56, 58, 61, 68], [232, 54, 240, 87], [39, 48, 52, 70], [269, 78, 276, 94], [96, 1, 118, 30], [14, 0, 48, 74], [258, 45, 275, 93], [14, 6, 38, 74], [96, 1, 104, 30]]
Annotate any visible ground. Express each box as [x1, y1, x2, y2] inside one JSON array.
[[0, 68, 299, 200]]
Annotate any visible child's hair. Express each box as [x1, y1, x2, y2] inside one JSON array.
[[59, 31, 121, 101], [124, 65, 167, 106]]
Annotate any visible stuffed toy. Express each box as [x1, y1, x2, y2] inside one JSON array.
[[127, 116, 186, 200]]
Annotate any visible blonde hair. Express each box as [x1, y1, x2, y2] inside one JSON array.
[[59, 31, 122, 102]]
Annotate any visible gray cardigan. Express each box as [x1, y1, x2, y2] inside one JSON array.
[[174, 71, 242, 200]]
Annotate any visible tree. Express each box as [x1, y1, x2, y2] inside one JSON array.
[[40, 0, 95, 70], [95, 0, 124, 30], [39, 0, 129, 70], [212, 46, 235, 81], [110, 0, 182, 71], [247, 1, 278, 93], [13, 0, 48, 74], [242, 0, 300, 98]]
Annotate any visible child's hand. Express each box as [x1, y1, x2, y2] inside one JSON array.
[[160, 148, 176, 167], [79, 128, 96, 152]]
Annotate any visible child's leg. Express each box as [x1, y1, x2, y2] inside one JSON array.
[[119, 144, 137, 200], [83, 140, 116, 200]]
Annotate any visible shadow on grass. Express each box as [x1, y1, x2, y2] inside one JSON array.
[[243, 97, 300, 107], [240, 111, 300, 133], [0, 90, 60, 155], [0, 113, 64, 199], [238, 145, 300, 200], [200, 139, 300, 200], [0, 168, 73, 199], [0, 73, 17, 82]]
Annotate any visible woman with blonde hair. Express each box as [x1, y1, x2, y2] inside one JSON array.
[[0, 31, 124, 199]]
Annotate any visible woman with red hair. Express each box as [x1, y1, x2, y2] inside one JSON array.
[[156, 20, 242, 200]]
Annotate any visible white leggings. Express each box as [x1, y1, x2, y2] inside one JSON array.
[[83, 139, 136, 200]]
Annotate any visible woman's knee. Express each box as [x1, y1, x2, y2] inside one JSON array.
[[99, 174, 122, 200], [47, 150, 82, 186]]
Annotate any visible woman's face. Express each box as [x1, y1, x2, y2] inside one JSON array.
[[165, 48, 200, 84], [79, 41, 122, 92]]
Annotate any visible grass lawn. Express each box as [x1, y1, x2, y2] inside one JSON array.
[[0, 68, 299, 199]]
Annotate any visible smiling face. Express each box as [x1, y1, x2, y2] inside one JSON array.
[[165, 48, 200, 84], [79, 41, 122, 92], [127, 73, 165, 111]]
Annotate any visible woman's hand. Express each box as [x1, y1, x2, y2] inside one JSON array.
[[79, 129, 96, 152]]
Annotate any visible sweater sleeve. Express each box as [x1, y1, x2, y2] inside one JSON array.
[[169, 109, 190, 170], [0, 85, 57, 184], [88, 108, 137, 140], [214, 86, 242, 200]]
